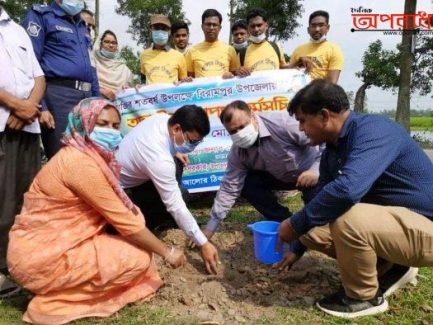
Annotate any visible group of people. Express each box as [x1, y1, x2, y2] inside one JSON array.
[[0, 0, 433, 323]]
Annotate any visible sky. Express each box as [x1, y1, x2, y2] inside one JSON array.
[[90, 0, 433, 112]]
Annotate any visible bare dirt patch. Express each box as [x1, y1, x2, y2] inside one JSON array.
[[154, 222, 341, 324]]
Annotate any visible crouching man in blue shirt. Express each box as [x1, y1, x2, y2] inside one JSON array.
[[277, 79, 433, 318]]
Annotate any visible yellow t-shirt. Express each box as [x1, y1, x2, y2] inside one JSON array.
[[290, 41, 344, 80], [185, 41, 240, 78], [243, 41, 286, 72], [140, 48, 187, 84]]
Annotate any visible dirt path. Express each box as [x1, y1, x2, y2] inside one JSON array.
[[153, 223, 340, 324]]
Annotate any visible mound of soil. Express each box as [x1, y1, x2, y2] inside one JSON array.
[[153, 222, 341, 324]]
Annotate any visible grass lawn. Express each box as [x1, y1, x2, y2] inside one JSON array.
[[410, 117, 433, 132], [1, 194, 432, 324]]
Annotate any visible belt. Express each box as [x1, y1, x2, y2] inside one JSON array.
[[47, 78, 92, 92]]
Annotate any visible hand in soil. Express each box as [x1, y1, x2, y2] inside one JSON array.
[[165, 247, 187, 268], [273, 251, 300, 271], [200, 242, 220, 275]]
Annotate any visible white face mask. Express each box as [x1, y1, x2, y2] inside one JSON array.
[[233, 41, 248, 50], [310, 34, 327, 44], [231, 123, 259, 149], [249, 33, 266, 44]]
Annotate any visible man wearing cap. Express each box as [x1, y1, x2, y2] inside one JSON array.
[[140, 14, 189, 85], [23, 0, 99, 159]]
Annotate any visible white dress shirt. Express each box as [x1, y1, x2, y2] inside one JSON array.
[[116, 113, 208, 246], [0, 7, 44, 133]]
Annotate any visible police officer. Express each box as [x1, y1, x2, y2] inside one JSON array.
[[24, 0, 99, 159]]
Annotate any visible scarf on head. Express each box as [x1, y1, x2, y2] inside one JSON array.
[[92, 49, 134, 92], [61, 97, 137, 213]]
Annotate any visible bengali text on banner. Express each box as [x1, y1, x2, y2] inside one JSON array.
[[115, 69, 310, 193]]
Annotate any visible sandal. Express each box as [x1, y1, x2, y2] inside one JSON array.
[[0, 273, 21, 298]]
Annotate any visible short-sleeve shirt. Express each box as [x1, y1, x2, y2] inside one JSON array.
[[185, 40, 240, 77], [290, 41, 344, 80], [243, 41, 286, 72], [140, 48, 187, 84], [0, 8, 44, 133]]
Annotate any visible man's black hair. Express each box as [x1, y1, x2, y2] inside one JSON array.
[[202, 9, 222, 24], [220, 100, 251, 125], [171, 21, 189, 35], [246, 7, 268, 24], [287, 80, 349, 115], [309, 10, 329, 24], [169, 105, 210, 136], [231, 20, 248, 34], [81, 9, 94, 17]]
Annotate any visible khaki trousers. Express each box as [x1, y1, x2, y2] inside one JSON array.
[[299, 203, 433, 300]]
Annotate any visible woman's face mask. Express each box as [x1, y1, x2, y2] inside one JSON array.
[[152, 30, 169, 46], [89, 126, 122, 151], [59, 0, 85, 16], [100, 48, 117, 59], [230, 123, 259, 148]]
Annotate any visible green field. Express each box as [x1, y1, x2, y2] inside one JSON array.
[[410, 117, 433, 131]]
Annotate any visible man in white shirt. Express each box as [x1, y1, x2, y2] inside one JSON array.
[[0, 6, 46, 297], [117, 105, 220, 274]]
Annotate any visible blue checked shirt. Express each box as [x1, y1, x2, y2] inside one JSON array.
[[291, 112, 433, 242]]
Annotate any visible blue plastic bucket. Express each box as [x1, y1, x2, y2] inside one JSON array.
[[247, 221, 283, 264]]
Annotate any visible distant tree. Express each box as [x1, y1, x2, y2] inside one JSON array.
[[354, 40, 399, 112], [411, 32, 433, 97], [118, 46, 141, 85], [116, 0, 185, 47], [2, 1, 93, 23], [1, 0, 40, 23], [231, 0, 303, 41]]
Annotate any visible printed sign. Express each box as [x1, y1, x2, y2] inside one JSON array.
[[116, 69, 310, 193]]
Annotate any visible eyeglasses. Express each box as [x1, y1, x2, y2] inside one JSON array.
[[103, 40, 118, 45], [184, 133, 203, 145]]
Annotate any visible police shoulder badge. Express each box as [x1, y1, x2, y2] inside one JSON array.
[[27, 21, 42, 37]]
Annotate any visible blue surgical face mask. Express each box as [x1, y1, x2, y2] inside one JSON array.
[[173, 132, 200, 154], [59, 0, 85, 16], [152, 30, 169, 46], [100, 48, 117, 59], [89, 126, 122, 151]]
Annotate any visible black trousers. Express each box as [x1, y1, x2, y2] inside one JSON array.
[[0, 130, 40, 269], [240, 170, 316, 222], [126, 158, 189, 231], [42, 84, 91, 159]]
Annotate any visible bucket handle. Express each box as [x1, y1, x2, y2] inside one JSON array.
[[247, 224, 254, 231]]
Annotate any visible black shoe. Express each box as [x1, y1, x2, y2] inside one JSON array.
[[379, 264, 418, 297], [317, 290, 388, 318]]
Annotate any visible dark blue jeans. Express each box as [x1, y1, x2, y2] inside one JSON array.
[[240, 170, 316, 222], [42, 84, 91, 159]]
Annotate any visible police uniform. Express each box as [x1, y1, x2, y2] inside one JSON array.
[[23, 2, 99, 158]]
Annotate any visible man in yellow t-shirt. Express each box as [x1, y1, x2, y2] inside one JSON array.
[[242, 8, 287, 72], [290, 10, 344, 83], [235, 8, 306, 77], [140, 14, 188, 85], [185, 9, 240, 78]]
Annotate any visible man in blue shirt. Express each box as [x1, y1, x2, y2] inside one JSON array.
[[278, 79, 433, 318], [24, 0, 99, 158]]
